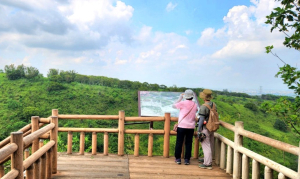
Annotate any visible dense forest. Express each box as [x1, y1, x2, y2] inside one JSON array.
[[0, 64, 298, 176]]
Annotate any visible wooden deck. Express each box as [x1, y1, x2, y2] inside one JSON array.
[[52, 153, 232, 179]]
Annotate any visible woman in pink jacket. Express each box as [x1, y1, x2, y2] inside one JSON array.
[[172, 89, 197, 165]]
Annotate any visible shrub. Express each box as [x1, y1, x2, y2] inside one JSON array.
[[273, 119, 288, 132], [244, 103, 258, 111], [47, 82, 66, 92]]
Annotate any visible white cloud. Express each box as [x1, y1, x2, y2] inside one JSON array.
[[0, 0, 298, 92], [166, 2, 177, 12], [134, 26, 152, 43], [185, 30, 192, 35]]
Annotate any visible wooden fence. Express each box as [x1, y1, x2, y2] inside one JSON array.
[[0, 109, 299, 179]]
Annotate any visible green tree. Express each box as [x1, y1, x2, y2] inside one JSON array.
[[47, 69, 59, 78], [263, 0, 300, 137], [244, 103, 258, 111], [25, 66, 40, 79], [4, 64, 25, 80], [274, 119, 288, 132]]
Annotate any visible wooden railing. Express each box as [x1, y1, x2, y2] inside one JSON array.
[[214, 121, 300, 179], [0, 109, 299, 179], [0, 115, 58, 179]]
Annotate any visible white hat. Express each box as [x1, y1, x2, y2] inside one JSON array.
[[184, 89, 194, 99]]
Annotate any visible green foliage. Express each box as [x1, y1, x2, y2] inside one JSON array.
[[261, 97, 300, 136], [244, 103, 258, 111], [274, 119, 288, 132], [47, 82, 67, 92], [265, 1, 300, 50], [264, 1, 300, 138], [4, 64, 40, 80]]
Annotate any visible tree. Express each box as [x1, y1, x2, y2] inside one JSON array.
[[47, 69, 59, 78], [25, 66, 40, 79], [244, 103, 258, 111], [274, 119, 288, 132], [263, 0, 300, 137], [4, 64, 25, 80]]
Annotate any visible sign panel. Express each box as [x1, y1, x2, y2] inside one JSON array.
[[138, 91, 200, 117]]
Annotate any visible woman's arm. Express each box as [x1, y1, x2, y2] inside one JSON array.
[[172, 93, 184, 109]]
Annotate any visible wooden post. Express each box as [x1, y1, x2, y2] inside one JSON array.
[[24, 148, 29, 178], [40, 139, 46, 179], [264, 166, 273, 179], [92, 132, 97, 155], [226, 146, 233, 174], [104, 132, 109, 156], [67, 131, 73, 154], [31, 116, 40, 152], [194, 136, 199, 159], [148, 133, 153, 157], [215, 138, 221, 166], [118, 110, 125, 156], [31, 116, 40, 179], [27, 165, 34, 179], [79, 132, 85, 155], [233, 121, 243, 179], [50, 111, 58, 174], [11, 132, 24, 179], [0, 165, 4, 178], [242, 154, 249, 179], [252, 159, 260, 179], [220, 142, 226, 169], [35, 158, 41, 179], [278, 173, 286, 179], [163, 113, 171, 158], [134, 134, 140, 157], [46, 148, 52, 179]]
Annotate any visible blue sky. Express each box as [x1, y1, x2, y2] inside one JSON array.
[[0, 0, 299, 96]]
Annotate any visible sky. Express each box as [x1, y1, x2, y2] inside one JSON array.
[[0, 0, 299, 95]]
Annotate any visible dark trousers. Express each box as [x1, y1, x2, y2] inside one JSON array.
[[174, 127, 194, 160]]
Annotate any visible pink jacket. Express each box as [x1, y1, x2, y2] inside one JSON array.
[[174, 100, 197, 129]]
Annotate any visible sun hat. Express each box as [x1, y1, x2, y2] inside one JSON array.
[[199, 89, 213, 100], [184, 89, 194, 99]]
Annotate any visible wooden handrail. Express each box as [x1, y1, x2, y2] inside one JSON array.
[[125, 129, 164, 134], [236, 146, 297, 178], [219, 120, 235, 131], [39, 117, 51, 123], [238, 128, 298, 155], [125, 116, 165, 121], [23, 123, 55, 147], [0, 143, 17, 161], [58, 128, 118, 133], [214, 133, 234, 148], [57, 115, 119, 119], [0, 124, 31, 148], [23, 140, 55, 170], [2, 169, 18, 179]]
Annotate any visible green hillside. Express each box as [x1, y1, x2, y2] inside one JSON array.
[[0, 72, 298, 172]]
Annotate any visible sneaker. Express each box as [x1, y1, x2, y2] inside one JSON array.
[[199, 164, 212, 169], [198, 158, 204, 163], [175, 158, 181, 164], [184, 159, 190, 165]]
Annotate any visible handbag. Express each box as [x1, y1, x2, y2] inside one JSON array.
[[173, 103, 196, 132]]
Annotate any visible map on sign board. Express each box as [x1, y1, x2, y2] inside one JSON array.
[[138, 91, 200, 117]]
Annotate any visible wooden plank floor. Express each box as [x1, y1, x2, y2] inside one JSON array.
[[53, 153, 232, 179]]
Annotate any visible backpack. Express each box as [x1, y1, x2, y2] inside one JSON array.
[[203, 103, 220, 132]]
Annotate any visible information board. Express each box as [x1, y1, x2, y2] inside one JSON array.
[[138, 91, 200, 117]]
